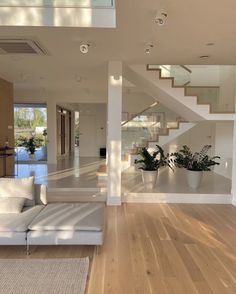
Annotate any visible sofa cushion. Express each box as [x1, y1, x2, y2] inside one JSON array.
[[0, 205, 44, 232], [0, 197, 26, 214], [29, 203, 105, 232], [0, 177, 35, 206]]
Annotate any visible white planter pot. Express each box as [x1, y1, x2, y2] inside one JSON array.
[[186, 170, 203, 189], [141, 170, 158, 190]]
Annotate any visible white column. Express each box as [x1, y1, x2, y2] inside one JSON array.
[[47, 100, 57, 164], [107, 61, 122, 206], [232, 118, 236, 206], [231, 67, 236, 206]]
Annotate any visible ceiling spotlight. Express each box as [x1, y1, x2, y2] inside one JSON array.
[[155, 11, 168, 26], [80, 44, 90, 54], [145, 43, 154, 54], [75, 75, 82, 83]]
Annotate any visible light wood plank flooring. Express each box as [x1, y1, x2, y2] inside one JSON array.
[[0, 203, 236, 294]]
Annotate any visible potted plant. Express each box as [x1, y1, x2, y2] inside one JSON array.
[[23, 137, 37, 160], [135, 145, 172, 190], [172, 145, 220, 189]]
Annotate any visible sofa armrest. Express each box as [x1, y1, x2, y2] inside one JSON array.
[[34, 184, 47, 205]]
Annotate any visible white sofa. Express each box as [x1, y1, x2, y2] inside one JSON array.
[[0, 179, 105, 253], [28, 203, 105, 246], [0, 183, 46, 246]]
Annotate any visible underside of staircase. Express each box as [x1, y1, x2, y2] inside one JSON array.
[[148, 121, 196, 148]]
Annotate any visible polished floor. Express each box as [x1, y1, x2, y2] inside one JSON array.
[[122, 167, 231, 195], [16, 153, 231, 196], [16, 149, 106, 190], [16, 147, 46, 162], [0, 203, 236, 294]]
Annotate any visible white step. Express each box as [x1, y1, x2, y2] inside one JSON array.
[[148, 122, 196, 148], [47, 188, 107, 203]]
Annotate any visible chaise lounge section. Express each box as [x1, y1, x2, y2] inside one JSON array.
[[28, 203, 105, 246], [0, 177, 105, 253]]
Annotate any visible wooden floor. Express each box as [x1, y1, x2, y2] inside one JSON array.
[[0, 203, 236, 294]]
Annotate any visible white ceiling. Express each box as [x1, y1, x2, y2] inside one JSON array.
[[0, 0, 236, 102]]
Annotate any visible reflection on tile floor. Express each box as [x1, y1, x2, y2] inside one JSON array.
[[122, 167, 231, 194], [16, 152, 106, 190], [16, 147, 47, 162], [16, 150, 231, 195]]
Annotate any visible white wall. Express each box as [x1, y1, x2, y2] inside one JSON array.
[[214, 122, 233, 179], [164, 122, 216, 155], [164, 121, 233, 180], [122, 92, 154, 114], [78, 103, 107, 157], [189, 65, 235, 112], [219, 67, 236, 112], [189, 65, 220, 86]]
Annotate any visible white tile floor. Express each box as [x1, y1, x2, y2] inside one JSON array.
[[16, 148, 106, 190], [122, 167, 231, 194], [15, 150, 232, 203]]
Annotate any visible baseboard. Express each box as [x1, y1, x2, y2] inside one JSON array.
[[122, 193, 232, 204]]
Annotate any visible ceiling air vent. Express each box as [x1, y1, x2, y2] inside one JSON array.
[[0, 39, 47, 55]]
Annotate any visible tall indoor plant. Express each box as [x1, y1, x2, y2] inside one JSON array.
[[172, 145, 220, 188], [135, 145, 172, 190]]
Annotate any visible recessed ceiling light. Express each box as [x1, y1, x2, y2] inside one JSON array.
[[75, 75, 82, 83], [155, 11, 168, 26], [145, 42, 154, 54], [80, 44, 90, 54], [199, 55, 210, 59], [206, 43, 215, 46]]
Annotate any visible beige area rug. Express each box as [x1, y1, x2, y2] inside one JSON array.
[[0, 257, 89, 294]]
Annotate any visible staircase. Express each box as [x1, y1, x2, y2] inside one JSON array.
[[123, 64, 235, 121], [122, 103, 196, 153], [148, 121, 195, 148]]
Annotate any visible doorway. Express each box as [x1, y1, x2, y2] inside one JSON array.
[[57, 106, 72, 157], [14, 103, 47, 162]]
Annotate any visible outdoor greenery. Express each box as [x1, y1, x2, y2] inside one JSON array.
[[135, 145, 173, 171], [14, 107, 47, 128], [14, 107, 47, 149], [15, 135, 45, 148], [171, 145, 220, 171]]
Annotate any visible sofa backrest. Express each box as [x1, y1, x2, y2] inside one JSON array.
[[34, 184, 47, 205]]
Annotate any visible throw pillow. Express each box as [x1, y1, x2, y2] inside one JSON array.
[[0, 177, 35, 206], [0, 197, 26, 213]]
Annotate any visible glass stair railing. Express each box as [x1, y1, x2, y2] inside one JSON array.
[[147, 64, 191, 87], [147, 64, 235, 113], [122, 104, 182, 155]]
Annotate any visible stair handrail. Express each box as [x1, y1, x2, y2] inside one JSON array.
[[147, 64, 192, 74], [147, 64, 192, 87], [122, 102, 158, 127]]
